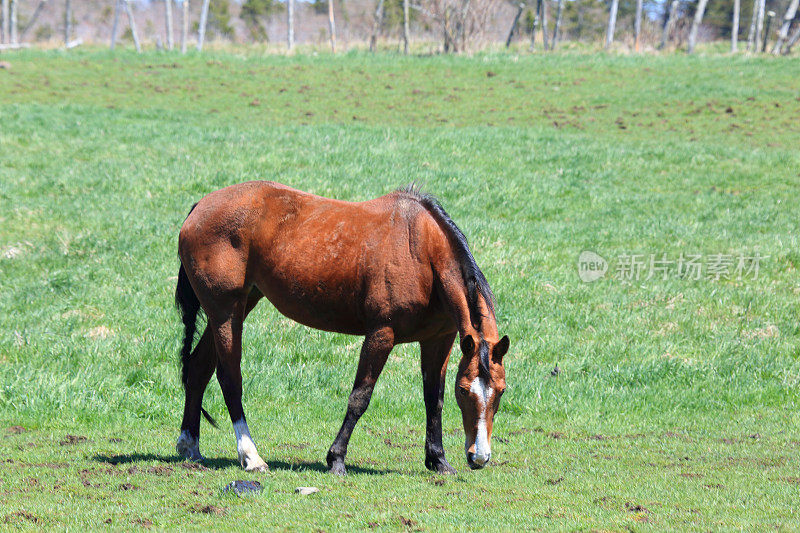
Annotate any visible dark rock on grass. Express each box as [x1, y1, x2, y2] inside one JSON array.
[[223, 480, 262, 496]]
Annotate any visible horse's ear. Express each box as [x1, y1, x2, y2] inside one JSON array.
[[460, 334, 475, 355], [494, 335, 510, 362]]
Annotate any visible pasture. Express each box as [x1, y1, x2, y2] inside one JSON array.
[[1, 50, 799, 530]]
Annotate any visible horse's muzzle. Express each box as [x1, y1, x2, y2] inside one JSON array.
[[467, 451, 490, 470]]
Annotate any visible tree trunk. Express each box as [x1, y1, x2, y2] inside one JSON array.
[[731, 0, 740, 51], [368, 0, 383, 51], [125, 0, 141, 52], [1, 0, 8, 44], [111, 0, 121, 49], [605, 0, 619, 49], [687, 0, 710, 53], [529, 0, 542, 50], [633, 0, 643, 51], [287, 0, 295, 50], [505, 2, 525, 48], [181, 0, 189, 53], [540, 0, 549, 50], [659, 0, 679, 49], [551, 0, 564, 49], [197, 0, 210, 51], [64, 0, 72, 45], [772, 0, 799, 53], [402, 0, 409, 53], [761, 10, 773, 51], [20, 0, 48, 40], [785, 21, 800, 52], [746, 0, 757, 50], [457, 0, 471, 52], [755, 0, 765, 51], [9, 0, 16, 44], [328, 0, 336, 52], [165, 0, 174, 50]]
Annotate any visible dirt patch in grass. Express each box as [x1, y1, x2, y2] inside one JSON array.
[[6, 426, 26, 434], [399, 515, 419, 529], [190, 504, 226, 515], [179, 462, 207, 472], [147, 465, 173, 476], [4, 510, 40, 524], [133, 517, 153, 528], [546, 476, 564, 485], [59, 435, 88, 446]]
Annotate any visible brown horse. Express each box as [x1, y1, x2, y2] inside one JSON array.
[[175, 181, 509, 474]]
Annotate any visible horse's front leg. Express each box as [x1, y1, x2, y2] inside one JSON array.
[[421, 333, 457, 474], [327, 327, 394, 475]]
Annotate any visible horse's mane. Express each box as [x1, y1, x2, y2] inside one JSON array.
[[397, 184, 495, 326]]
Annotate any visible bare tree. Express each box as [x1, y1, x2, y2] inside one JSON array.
[[20, 0, 48, 40], [687, 0, 710, 53], [529, 0, 541, 50], [747, 0, 756, 49], [197, 0, 210, 51], [125, 0, 141, 52], [165, 0, 174, 50], [9, 0, 16, 44], [762, 9, 774, 51], [1, 0, 8, 43], [64, 0, 72, 45], [772, 0, 798, 53], [403, 0, 409, 53], [605, 0, 619, 49], [540, 0, 548, 49], [111, 0, 121, 49], [659, 0, 679, 49], [551, 0, 563, 49], [369, 0, 383, 51], [731, 0, 740, 51], [287, 0, 295, 50], [181, 0, 190, 53], [633, 0, 643, 51], [755, 0, 765, 51], [505, 1, 525, 47], [328, 0, 336, 52], [785, 21, 800, 52]]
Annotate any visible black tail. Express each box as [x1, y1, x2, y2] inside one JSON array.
[[175, 207, 218, 429]]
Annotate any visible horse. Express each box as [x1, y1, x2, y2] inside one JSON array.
[[174, 181, 509, 474]]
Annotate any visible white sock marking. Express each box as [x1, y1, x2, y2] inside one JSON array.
[[233, 418, 263, 469]]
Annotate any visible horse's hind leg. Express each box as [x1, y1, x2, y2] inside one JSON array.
[[177, 327, 216, 461], [211, 291, 268, 472], [420, 333, 457, 474], [327, 327, 395, 475]]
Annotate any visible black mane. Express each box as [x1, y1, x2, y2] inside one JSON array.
[[399, 184, 495, 328]]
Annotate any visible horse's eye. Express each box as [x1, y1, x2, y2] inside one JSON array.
[[457, 387, 469, 397]]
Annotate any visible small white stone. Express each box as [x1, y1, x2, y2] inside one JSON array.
[[295, 486, 319, 495]]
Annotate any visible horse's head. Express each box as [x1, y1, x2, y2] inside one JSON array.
[[455, 333, 509, 470]]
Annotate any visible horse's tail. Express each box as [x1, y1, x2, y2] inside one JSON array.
[[175, 206, 218, 429]]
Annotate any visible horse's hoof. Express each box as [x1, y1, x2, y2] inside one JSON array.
[[426, 457, 456, 475], [176, 432, 203, 462], [328, 462, 346, 476], [243, 457, 269, 472]]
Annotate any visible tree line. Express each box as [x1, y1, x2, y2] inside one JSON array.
[[0, 0, 798, 54]]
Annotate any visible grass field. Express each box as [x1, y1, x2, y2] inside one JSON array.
[[1, 49, 799, 530]]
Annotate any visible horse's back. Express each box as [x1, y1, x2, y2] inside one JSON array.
[[179, 182, 449, 337]]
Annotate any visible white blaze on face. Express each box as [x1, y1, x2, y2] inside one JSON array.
[[468, 376, 494, 465]]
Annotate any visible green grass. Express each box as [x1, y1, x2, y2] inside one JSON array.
[[1, 49, 799, 530]]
